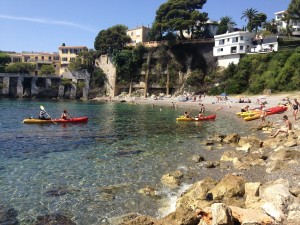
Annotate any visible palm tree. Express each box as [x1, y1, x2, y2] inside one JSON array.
[[241, 8, 258, 32], [217, 16, 237, 34]]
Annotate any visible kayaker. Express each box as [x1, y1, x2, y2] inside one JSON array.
[[184, 111, 192, 118], [270, 115, 292, 138], [61, 110, 71, 120], [38, 109, 48, 120], [199, 104, 205, 113]]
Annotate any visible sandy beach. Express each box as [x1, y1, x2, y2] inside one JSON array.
[[100, 91, 300, 125]]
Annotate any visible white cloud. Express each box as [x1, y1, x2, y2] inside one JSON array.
[[0, 14, 97, 33]]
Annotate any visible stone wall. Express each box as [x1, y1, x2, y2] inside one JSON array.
[[0, 72, 91, 100]]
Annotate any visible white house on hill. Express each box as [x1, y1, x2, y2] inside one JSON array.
[[213, 31, 279, 68]]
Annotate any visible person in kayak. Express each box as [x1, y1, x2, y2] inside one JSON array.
[[184, 111, 192, 118], [38, 109, 48, 120], [61, 110, 71, 120]]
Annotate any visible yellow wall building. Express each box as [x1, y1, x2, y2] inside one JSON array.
[[9, 52, 60, 75], [58, 45, 88, 74], [126, 26, 151, 46]]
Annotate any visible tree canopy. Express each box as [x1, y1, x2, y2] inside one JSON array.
[[69, 49, 95, 73], [287, 0, 300, 21], [5, 62, 36, 74], [0, 53, 11, 72], [40, 64, 55, 75], [216, 16, 236, 35], [153, 0, 208, 40], [94, 25, 131, 55]]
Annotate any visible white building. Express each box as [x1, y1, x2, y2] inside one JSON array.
[[213, 31, 254, 67], [275, 11, 300, 36], [213, 31, 278, 68]]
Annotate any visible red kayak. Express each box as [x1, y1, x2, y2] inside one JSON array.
[[194, 114, 216, 121], [23, 117, 88, 124]]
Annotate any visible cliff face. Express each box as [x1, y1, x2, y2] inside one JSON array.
[[96, 42, 216, 97]]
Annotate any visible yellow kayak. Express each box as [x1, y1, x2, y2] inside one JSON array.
[[236, 110, 260, 118]]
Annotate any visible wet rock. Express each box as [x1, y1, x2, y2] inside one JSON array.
[[200, 161, 217, 168], [161, 170, 183, 187], [176, 177, 217, 210], [211, 133, 226, 143], [44, 187, 71, 197], [204, 139, 214, 146], [138, 186, 158, 196], [211, 203, 234, 225], [33, 214, 76, 225], [117, 214, 157, 225], [0, 204, 19, 225], [223, 133, 240, 144], [191, 154, 205, 163], [158, 206, 199, 225]]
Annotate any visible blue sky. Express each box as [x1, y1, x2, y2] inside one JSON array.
[[0, 0, 290, 53]]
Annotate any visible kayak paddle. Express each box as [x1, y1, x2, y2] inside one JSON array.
[[40, 105, 57, 124]]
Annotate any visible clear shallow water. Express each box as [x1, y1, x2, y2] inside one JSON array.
[[0, 99, 249, 224]]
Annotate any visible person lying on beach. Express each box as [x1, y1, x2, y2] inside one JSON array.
[[270, 115, 292, 137]]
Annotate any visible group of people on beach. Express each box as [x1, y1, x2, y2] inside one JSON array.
[[239, 97, 300, 137]]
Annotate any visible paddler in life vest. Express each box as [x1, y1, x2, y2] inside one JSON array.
[[184, 111, 192, 118], [38, 109, 48, 120], [241, 105, 249, 112], [61, 109, 71, 120]]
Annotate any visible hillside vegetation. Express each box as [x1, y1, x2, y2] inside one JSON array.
[[211, 46, 300, 95]]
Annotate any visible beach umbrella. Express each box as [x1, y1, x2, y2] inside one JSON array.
[[220, 92, 227, 97]]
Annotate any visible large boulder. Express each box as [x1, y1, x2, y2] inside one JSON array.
[[211, 203, 234, 225], [158, 207, 199, 225], [209, 174, 245, 200], [176, 177, 218, 210], [229, 206, 274, 225]]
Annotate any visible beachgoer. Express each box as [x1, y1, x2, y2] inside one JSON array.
[[199, 104, 205, 113], [292, 98, 300, 121], [38, 109, 48, 120], [61, 110, 70, 120], [260, 107, 267, 125], [241, 105, 249, 113], [270, 115, 292, 138]]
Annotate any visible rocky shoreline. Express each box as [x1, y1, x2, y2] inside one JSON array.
[[103, 93, 300, 225]]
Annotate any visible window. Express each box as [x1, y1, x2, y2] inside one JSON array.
[[218, 39, 225, 45], [227, 38, 230, 42], [62, 57, 68, 61], [62, 49, 68, 54], [240, 36, 244, 41], [54, 56, 59, 60], [240, 46, 244, 50], [70, 57, 76, 62], [232, 37, 238, 43], [41, 56, 44, 61], [35, 56, 38, 61], [48, 56, 52, 61], [217, 48, 223, 52], [231, 46, 237, 53]]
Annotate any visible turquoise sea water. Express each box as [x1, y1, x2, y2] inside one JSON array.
[[0, 99, 250, 224]]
